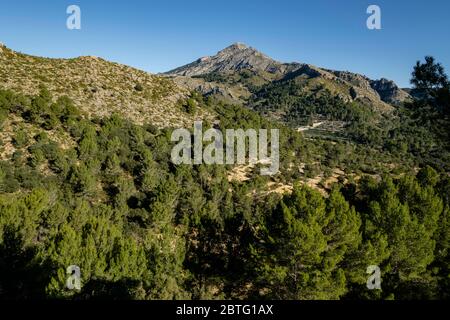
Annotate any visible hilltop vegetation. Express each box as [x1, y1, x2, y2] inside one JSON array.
[[0, 44, 212, 127]]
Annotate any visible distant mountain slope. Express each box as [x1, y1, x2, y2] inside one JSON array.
[[0, 43, 211, 127], [165, 43, 410, 112]]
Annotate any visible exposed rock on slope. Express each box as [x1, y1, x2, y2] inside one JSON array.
[[171, 76, 252, 102], [370, 78, 411, 104]]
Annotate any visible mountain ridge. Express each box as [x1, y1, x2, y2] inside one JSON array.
[[165, 42, 410, 109], [0, 43, 212, 127]]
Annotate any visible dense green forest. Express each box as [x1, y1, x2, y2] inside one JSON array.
[[0, 57, 449, 300]]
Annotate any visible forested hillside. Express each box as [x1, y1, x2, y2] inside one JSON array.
[[0, 46, 449, 300]]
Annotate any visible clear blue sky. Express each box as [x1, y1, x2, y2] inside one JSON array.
[[1, 0, 449, 87]]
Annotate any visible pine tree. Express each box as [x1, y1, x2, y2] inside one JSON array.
[[251, 186, 361, 299]]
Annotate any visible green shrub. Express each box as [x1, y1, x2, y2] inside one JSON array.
[[12, 129, 28, 148]]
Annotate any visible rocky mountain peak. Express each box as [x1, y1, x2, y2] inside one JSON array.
[[215, 42, 265, 62], [220, 42, 250, 52], [165, 42, 284, 76]]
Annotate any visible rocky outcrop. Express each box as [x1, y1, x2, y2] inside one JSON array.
[[370, 78, 411, 104], [328, 71, 411, 105], [165, 42, 288, 76]]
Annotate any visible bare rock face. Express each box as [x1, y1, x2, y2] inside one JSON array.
[[330, 70, 374, 92], [326, 70, 410, 105], [165, 42, 288, 76], [370, 78, 411, 104]]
